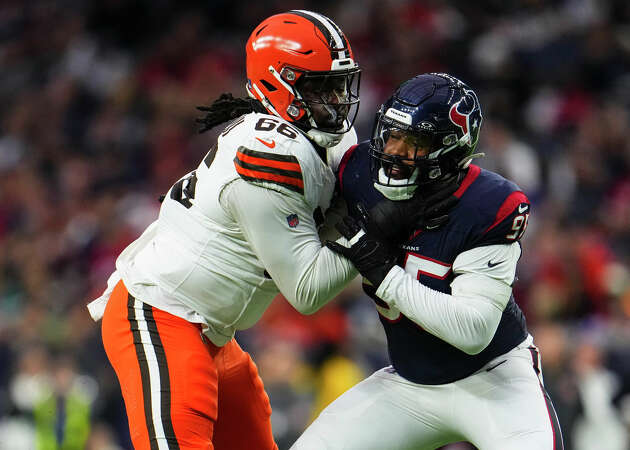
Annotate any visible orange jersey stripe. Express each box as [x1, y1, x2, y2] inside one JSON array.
[[236, 150, 302, 173], [235, 165, 305, 189]]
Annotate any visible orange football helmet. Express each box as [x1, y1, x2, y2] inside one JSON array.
[[246, 10, 360, 142]]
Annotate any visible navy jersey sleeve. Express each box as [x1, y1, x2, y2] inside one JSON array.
[[476, 190, 530, 246]]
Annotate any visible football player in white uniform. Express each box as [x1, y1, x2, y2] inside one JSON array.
[[87, 10, 362, 450], [292, 73, 564, 449]]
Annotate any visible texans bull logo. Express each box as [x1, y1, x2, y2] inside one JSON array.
[[448, 89, 482, 147]]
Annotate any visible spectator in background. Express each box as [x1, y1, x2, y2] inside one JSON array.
[[0, 1, 629, 448], [481, 119, 543, 200], [571, 332, 629, 450], [33, 356, 95, 450]]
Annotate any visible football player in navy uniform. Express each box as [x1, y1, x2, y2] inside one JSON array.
[[292, 73, 564, 450]]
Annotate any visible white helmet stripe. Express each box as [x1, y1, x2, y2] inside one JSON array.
[[318, 12, 351, 59], [292, 10, 346, 60]]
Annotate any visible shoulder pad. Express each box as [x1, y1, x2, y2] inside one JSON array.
[[456, 168, 532, 248], [338, 141, 369, 191], [219, 112, 309, 151], [234, 146, 305, 195], [221, 113, 330, 204], [481, 191, 531, 245]]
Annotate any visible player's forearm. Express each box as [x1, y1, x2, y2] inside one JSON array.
[[376, 267, 510, 354], [289, 241, 358, 314], [256, 232, 357, 314], [225, 179, 357, 314]]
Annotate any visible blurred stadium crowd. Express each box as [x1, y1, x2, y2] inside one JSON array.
[[1, 0, 629, 449]]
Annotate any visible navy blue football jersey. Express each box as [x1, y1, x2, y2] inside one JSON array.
[[338, 142, 529, 384]]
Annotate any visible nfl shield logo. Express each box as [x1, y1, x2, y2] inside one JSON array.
[[287, 214, 299, 228]]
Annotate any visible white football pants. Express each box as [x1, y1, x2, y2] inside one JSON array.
[[291, 335, 563, 450]]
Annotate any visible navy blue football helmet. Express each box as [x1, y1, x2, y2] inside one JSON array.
[[370, 73, 483, 200]]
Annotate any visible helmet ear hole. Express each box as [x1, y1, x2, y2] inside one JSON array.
[[259, 79, 277, 92]]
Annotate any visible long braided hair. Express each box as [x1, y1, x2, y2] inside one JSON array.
[[196, 93, 267, 133]]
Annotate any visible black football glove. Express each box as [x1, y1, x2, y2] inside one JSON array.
[[366, 179, 460, 243], [326, 215, 398, 288]]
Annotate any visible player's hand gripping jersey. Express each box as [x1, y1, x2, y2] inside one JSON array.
[[339, 143, 530, 384], [89, 112, 357, 346]]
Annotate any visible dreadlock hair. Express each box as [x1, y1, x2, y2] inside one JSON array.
[[196, 93, 267, 133]]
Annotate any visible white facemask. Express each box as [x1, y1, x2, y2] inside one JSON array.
[[306, 128, 344, 148], [374, 167, 419, 201]]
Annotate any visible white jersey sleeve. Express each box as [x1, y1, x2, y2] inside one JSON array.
[[221, 178, 357, 313], [375, 242, 520, 355], [90, 112, 358, 346]]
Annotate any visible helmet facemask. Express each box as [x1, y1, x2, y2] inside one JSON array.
[[292, 68, 360, 134], [369, 73, 484, 200], [370, 112, 475, 200], [370, 114, 444, 200]]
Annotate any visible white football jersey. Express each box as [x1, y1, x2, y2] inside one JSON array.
[[88, 113, 358, 346]]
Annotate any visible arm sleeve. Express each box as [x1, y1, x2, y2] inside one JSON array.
[[222, 179, 358, 314], [375, 242, 521, 354]]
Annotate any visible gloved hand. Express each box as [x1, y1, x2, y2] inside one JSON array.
[[326, 215, 398, 288], [366, 179, 460, 243]]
